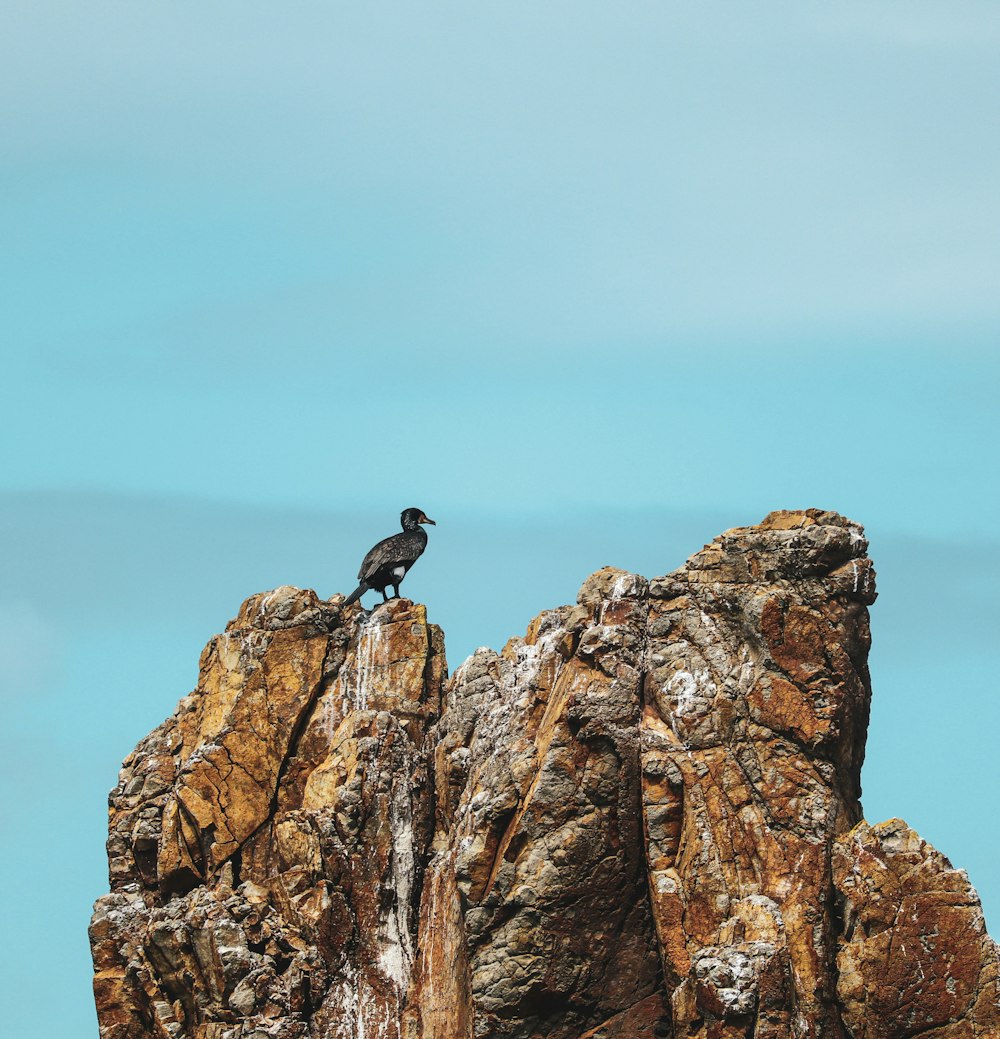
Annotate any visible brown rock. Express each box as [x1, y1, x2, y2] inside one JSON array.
[[90, 513, 998, 1039], [833, 819, 1000, 1039]]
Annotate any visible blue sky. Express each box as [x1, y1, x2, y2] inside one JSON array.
[[2, 4, 999, 1035]]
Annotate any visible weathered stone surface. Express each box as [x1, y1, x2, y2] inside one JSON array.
[[641, 509, 876, 1038], [91, 512, 999, 1039], [94, 590, 443, 1039], [437, 571, 662, 1038], [833, 819, 1000, 1039]]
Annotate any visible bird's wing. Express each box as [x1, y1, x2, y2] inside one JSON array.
[[357, 531, 424, 581]]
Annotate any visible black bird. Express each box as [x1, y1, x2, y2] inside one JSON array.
[[343, 507, 436, 607]]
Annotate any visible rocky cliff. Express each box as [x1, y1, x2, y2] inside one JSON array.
[[90, 510, 999, 1039]]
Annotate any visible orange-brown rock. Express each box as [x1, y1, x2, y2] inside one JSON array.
[[832, 820, 1000, 1039], [90, 512, 999, 1039]]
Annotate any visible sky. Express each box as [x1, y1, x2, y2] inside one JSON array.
[[1, 3, 999, 1035]]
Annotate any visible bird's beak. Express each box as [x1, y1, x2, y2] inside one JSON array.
[[421, 515, 436, 525]]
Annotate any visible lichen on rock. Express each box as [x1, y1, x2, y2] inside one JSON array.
[[90, 512, 999, 1039]]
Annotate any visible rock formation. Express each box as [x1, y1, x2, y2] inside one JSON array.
[[90, 510, 999, 1039]]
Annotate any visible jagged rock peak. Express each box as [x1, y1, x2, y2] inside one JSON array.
[[91, 510, 998, 1039]]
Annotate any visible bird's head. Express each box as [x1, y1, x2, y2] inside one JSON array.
[[401, 507, 436, 530]]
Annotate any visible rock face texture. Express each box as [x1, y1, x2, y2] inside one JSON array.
[[91, 510, 999, 1039]]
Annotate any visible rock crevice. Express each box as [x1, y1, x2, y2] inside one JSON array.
[[91, 510, 999, 1039]]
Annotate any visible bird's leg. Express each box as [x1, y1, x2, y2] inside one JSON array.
[[381, 589, 389, 603], [392, 584, 401, 599]]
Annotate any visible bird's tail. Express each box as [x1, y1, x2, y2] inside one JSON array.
[[342, 583, 367, 607]]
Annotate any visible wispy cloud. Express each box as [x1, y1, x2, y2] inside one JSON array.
[[0, 600, 61, 699]]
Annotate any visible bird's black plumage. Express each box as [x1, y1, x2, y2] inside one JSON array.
[[343, 507, 436, 607]]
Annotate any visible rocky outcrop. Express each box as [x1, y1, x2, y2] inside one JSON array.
[[833, 821, 999, 1039], [90, 510, 999, 1039]]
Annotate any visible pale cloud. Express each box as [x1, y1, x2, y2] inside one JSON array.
[[0, 600, 61, 698], [815, 2, 1000, 50]]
